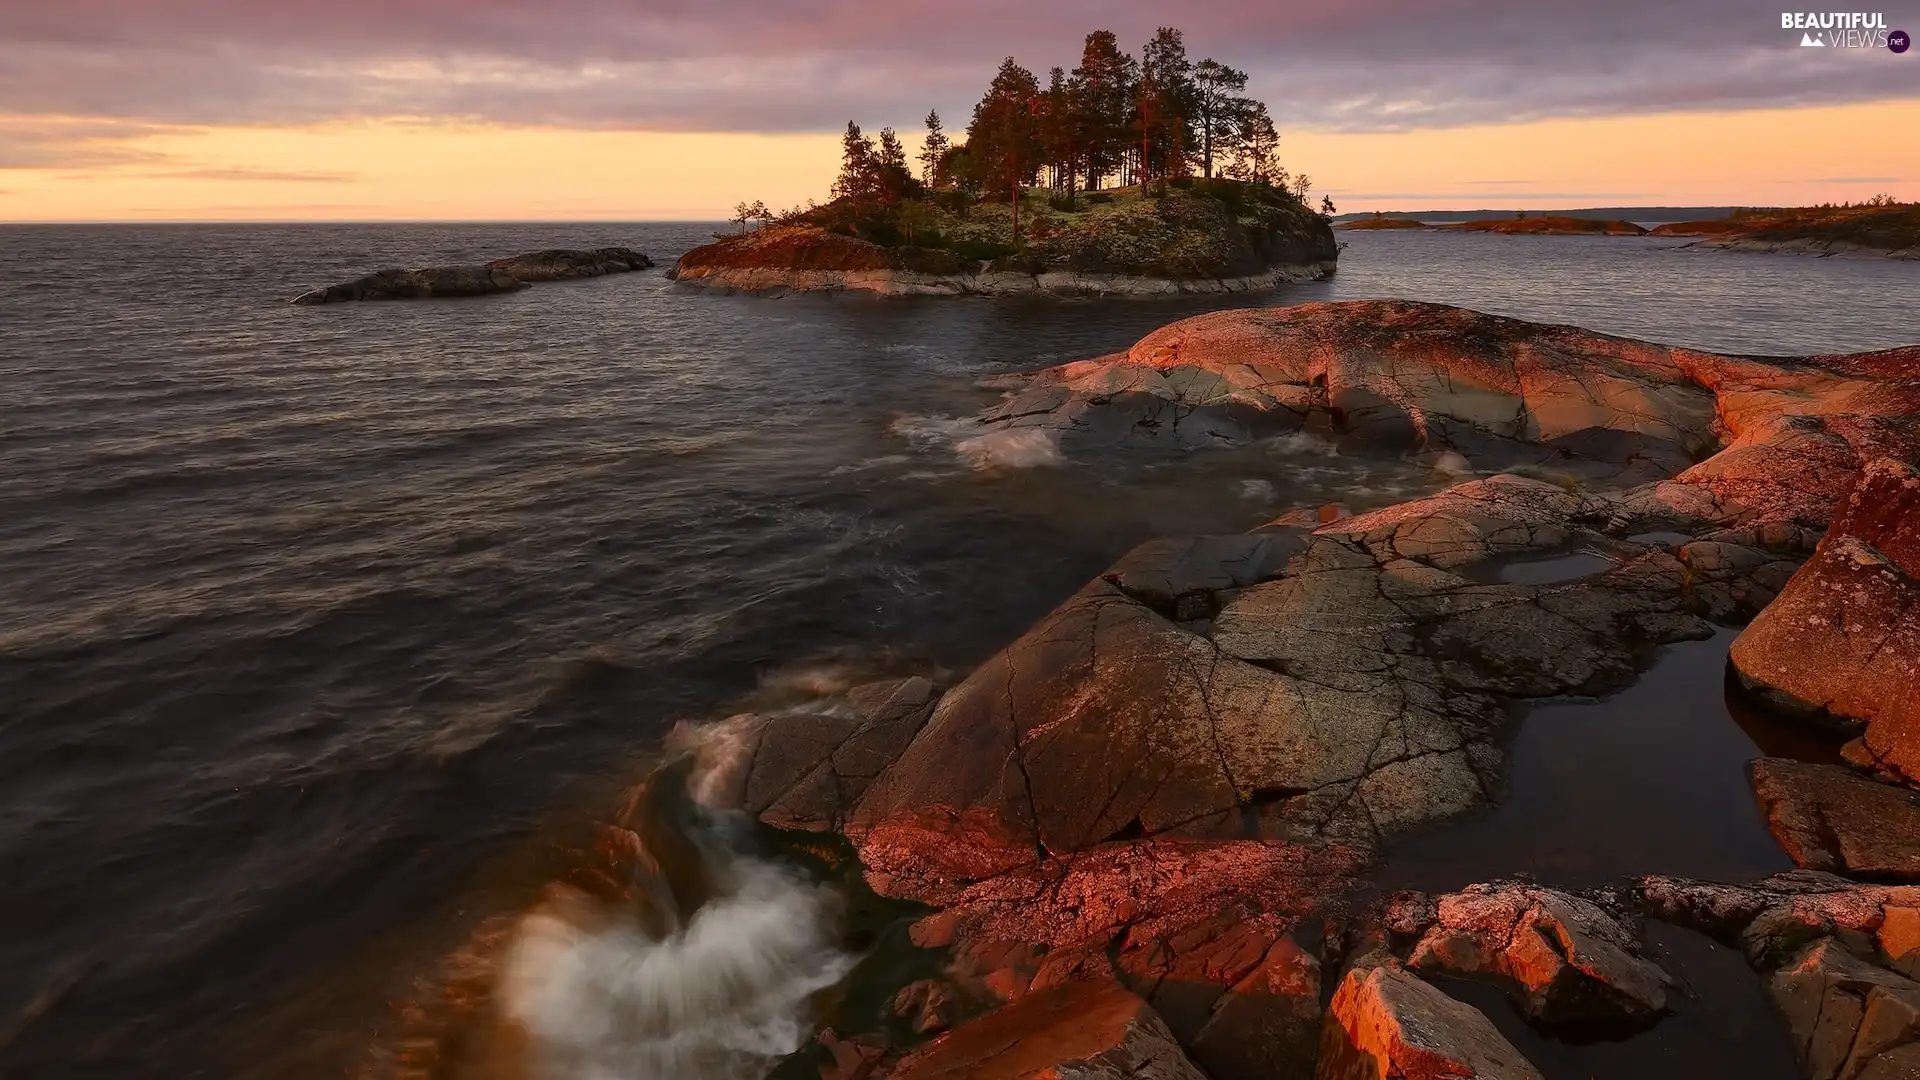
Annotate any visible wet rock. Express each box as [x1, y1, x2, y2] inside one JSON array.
[[685, 677, 938, 832], [885, 978, 1208, 1080], [1770, 938, 1920, 1080], [1750, 759, 1920, 881], [1406, 882, 1672, 1030], [291, 248, 652, 303], [891, 979, 958, 1036], [1316, 961, 1543, 1080], [817, 1028, 887, 1080]]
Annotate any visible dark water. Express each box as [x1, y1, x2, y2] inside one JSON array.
[[2, 223, 1915, 1079]]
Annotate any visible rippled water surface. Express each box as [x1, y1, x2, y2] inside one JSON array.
[[2, 223, 1916, 1078]]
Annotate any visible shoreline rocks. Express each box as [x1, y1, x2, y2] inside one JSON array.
[[290, 246, 653, 304], [690, 299, 1918, 1079], [670, 260, 1336, 297]]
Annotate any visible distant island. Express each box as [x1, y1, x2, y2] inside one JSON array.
[[1335, 216, 1427, 230], [670, 28, 1337, 296], [1328, 199, 1917, 257], [1443, 215, 1647, 236], [1653, 200, 1919, 259]]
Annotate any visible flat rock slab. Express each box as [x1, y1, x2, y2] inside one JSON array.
[[886, 978, 1207, 1080], [1751, 759, 1920, 882]]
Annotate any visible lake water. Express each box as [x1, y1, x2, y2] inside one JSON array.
[[2, 223, 1915, 1078]]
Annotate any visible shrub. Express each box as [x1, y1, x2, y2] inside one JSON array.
[[1085, 192, 1115, 205], [944, 238, 1021, 261]]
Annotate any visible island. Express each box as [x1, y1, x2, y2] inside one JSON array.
[[1442, 214, 1648, 236], [290, 247, 654, 304], [1334, 215, 1430, 230], [670, 27, 1338, 297], [1651, 200, 1919, 258]]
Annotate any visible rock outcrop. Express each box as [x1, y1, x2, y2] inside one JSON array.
[[1405, 882, 1673, 1030], [1751, 759, 1920, 881], [966, 301, 1920, 523], [1731, 460, 1920, 785], [291, 247, 652, 303], [692, 301, 1917, 1080], [885, 978, 1208, 1080], [1317, 961, 1543, 1080], [1633, 872, 1920, 1079]]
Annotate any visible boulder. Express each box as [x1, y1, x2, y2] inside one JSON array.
[[1407, 882, 1673, 1030], [1770, 938, 1920, 1080], [1730, 462, 1920, 788], [884, 978, 1207, 1080], [1751, 759, 1920, 881], [1316, 962, 1543, 1080]]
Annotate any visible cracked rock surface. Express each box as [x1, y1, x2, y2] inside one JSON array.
[[1751, 759, 1920, 882]]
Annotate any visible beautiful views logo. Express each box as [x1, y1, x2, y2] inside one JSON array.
[[1780, 11, 1907, 48]]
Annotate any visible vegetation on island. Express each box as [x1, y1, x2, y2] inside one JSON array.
[[1336, 215, 1430, 230], [1444, 214, 1648, 236], [689, 27, 1338, 283], [1649, 195, 1920, 252]]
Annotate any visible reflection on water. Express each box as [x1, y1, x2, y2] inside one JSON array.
[[1376, 628, 1810, 893]]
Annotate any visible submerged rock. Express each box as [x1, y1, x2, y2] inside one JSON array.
[[886, 978, 1208, 1080], [290, 247, 653, 303], [1316, 961, 1543, 1080]]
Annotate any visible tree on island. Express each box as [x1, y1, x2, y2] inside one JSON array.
[[1070, 30, 1137, 192], [777, 25, 1315, 252], [967, 57, 1045, 241], [918, 111, 949, 185], [1191, 58, 1250, 179]]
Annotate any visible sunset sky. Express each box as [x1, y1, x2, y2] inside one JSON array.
[[3, 1, 1915, 221]]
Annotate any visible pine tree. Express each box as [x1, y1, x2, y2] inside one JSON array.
[[1071, 30, 1136, 191], [832, 121, 879, 208], [1136, 28, 1195, 187], [1041, 66, 1081, 204], [1225, 102, 1283, 186], [919, 111, 950, 186], [967, 57, 1044, 242], [1191, 58, 1250, 179], [875, 126, 918, 204]]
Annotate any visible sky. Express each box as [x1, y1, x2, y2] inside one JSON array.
[[1, 1, 1915, 221]]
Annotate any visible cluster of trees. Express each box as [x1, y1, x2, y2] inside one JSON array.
[[822, 27, 1324, 240]]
